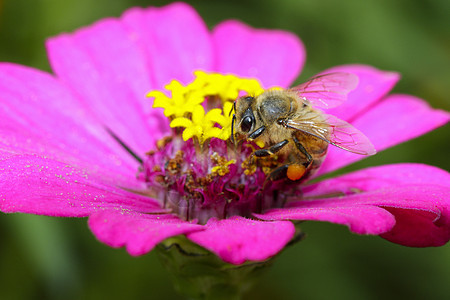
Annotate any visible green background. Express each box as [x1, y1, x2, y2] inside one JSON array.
[[0, 0, 449, 299]]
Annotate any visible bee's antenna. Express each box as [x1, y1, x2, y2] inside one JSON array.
[[231, 114, 236, 144], [229, 101, 236, 116], [229, 101, 237, 144]]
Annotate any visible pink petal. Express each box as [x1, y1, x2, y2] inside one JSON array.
[[0, 124, 131, 180], [0, 154, 161, 217], [256, 205, 396, 235], [187, 216, 295, 265], [362, 185, 449, 247], [289, 185, 445, 213], [258, 184, 450, 246], [46, 13, 165, 154], [304, 163, 450, 197], [318, 94, 450, 175], [212, 20, 305, 88], [0, 63, 138, 175], [89, 211, 203, 256], [121, 3, 213, 87], [381, 206, 450, 247], [321, 64, 400, 122]]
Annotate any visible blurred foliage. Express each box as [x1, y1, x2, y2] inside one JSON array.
[[0, 0, 448, 299]]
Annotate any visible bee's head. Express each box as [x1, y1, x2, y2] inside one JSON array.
[[231, 96, 256, 143]]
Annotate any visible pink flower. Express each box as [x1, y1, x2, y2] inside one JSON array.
[[0, 2, 449, 265]]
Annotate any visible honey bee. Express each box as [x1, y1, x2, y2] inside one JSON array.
[[231, 72, 376, 182]]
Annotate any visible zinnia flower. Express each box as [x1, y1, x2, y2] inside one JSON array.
[[1, 1, 449, 269]]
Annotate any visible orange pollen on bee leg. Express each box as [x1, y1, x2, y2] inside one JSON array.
[[287, 164, 306, 181]]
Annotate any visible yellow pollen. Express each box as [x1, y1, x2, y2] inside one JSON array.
[[148, 71, 264, 144], [255, 140, 265, 148], [210, 153, 236, 176]]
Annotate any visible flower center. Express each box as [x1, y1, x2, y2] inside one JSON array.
[[141, 72, 294, 224]]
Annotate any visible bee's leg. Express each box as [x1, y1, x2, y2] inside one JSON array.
[[273, 137, 313, 182], [248, 126, 266, 140], [292, 137, 312, 168], [254, 139, 289, 157], [267, 164, 289, 181], [263, 138, 313, 183], [266, 163, 307, 183], [258, 140, 290, 187]]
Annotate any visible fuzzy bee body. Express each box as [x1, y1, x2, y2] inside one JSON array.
[[232, 73, 376, 182]]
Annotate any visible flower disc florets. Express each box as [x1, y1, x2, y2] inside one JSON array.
[[143, 72, 292, 224]]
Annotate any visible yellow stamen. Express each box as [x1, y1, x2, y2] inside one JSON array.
[[170, 105, 227, 144], [148, 71, 264, 144]]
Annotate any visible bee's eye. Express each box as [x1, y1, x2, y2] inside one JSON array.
[[240, 116, 254, 133]]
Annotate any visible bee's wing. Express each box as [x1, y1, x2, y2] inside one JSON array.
[[288, 72, 358, 109], [285, 114, 376, 155]]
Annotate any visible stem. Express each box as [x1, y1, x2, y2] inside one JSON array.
[[156, 236, 274, 300]]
